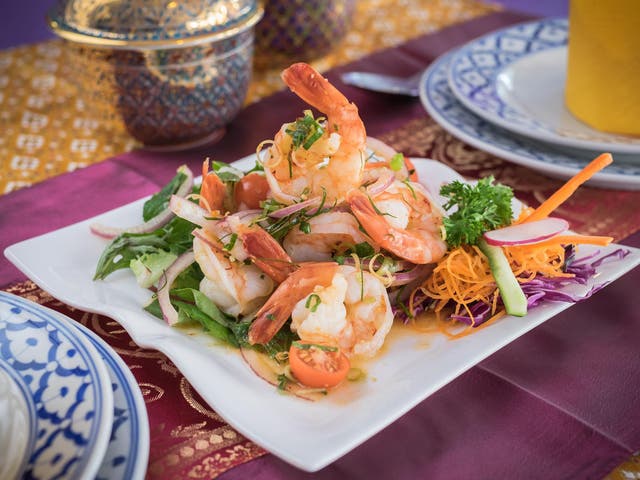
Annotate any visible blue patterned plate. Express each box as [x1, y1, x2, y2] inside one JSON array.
[[0, 291, 114, 480], [447, 18, 640, 154], [70, 320, 149, 480], [421, 51, 640, 190], [0, 358, 37, 479]]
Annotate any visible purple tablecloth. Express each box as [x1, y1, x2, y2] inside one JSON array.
[[1, 9, 639, 480]]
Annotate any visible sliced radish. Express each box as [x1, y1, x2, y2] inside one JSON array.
[[483, 217, 570, 246]]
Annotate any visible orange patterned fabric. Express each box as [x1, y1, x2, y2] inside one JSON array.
[[0, 0, 497, 195]]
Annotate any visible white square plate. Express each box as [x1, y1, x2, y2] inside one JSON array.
[[5, 157, 640, 472]]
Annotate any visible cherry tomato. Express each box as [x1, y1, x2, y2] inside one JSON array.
[[234, 172, 269, 209], [289, 342, 350, 389]]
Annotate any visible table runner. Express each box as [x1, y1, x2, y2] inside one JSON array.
[[1, 9, 640, 480]]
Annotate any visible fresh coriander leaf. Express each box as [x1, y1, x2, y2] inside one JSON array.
[[210, 161, 244, 183], [285, 110, 325, 150]]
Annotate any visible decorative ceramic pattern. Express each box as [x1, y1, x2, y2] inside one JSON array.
[[64, 28, 255, 146], [48, 0, 262, 46], [421, 52, 640, 190], [71, 321, 149, 480], [447, 18, 640, 153], [0, 358, 36, 480], [255, 0, 356, 69], [0, 292, 113, 480]]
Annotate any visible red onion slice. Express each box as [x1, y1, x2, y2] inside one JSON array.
[[157, 250, 195, 326], [268, 198, 322, 218], [90, 165, 194, 239], [483, 217, 570, 246], [169, 195, 220, 231], [366, 169, 395, 196], [89, 209, 175, 239]]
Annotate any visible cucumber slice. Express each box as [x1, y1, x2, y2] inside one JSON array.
[[478, 239, 527, 317]]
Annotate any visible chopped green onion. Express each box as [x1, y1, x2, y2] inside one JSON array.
[[389, 153, 404, 171], [305, 294, 322, 312], [222, 233, 238, 251]]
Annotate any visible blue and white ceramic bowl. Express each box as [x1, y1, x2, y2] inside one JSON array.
[[0, 292, 114, 480]]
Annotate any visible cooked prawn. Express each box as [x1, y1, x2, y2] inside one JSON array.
[[347, 180, 447, 264], [260, 63, 366, 205], [248, 264, 393, 358], [193, 230, 274, 317], [282, 211, 372, 262]]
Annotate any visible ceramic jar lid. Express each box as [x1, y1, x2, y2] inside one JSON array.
[[47, 0, 263, 48]]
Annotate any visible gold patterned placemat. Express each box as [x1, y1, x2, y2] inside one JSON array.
[[0, 0, 498, 195]]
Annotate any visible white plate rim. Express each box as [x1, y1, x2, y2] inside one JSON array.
[[421, 50, 640, 190], [70, 318, 150, 480], [0, 291, 114, 480], [4, 158, 640, 472], [447, 18, 640, 154]]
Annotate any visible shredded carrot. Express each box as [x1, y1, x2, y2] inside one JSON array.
[[403, 156, 419, 182], [521, 153, 612, 223], [504, 243, 570, 279], [420, 240, 571, 329], [416, 152, 615, 337], [526, 234, 613, 249]]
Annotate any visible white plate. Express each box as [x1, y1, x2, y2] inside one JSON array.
[[0, 291, 114, 480], [422, 51, 640, 190], [5, 158, 640, 472], [70, 320, 149, 480], [0, 358, 36, 480], [447, 18, 640, 154]]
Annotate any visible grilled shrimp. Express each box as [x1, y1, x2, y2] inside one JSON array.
[[261, 63, 366, 205], [282, 211, 372, 262], [347, 180, 447, 265], [248, 263, 393, 358]]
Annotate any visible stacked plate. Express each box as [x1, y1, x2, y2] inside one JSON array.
[[419, 18, 640, 190], [0, 291, 149, 480]]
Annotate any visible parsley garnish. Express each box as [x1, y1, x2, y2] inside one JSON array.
[[440, 176, 513, 247]]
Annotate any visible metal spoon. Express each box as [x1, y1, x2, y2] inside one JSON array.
[[340, 70, 423, 97]]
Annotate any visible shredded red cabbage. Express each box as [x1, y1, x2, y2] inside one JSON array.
[[395, 247, 631, 327]]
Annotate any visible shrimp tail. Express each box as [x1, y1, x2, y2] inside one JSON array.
[[248, 262, 339, 345], [347, 189, 446, 265], [240, 228, 296, 284], [200, 159, 227, 213], [281, 63, 366, 145]]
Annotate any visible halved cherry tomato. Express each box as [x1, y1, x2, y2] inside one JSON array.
[[234, 172, 269, 209], [288, 342, 350, 389]]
